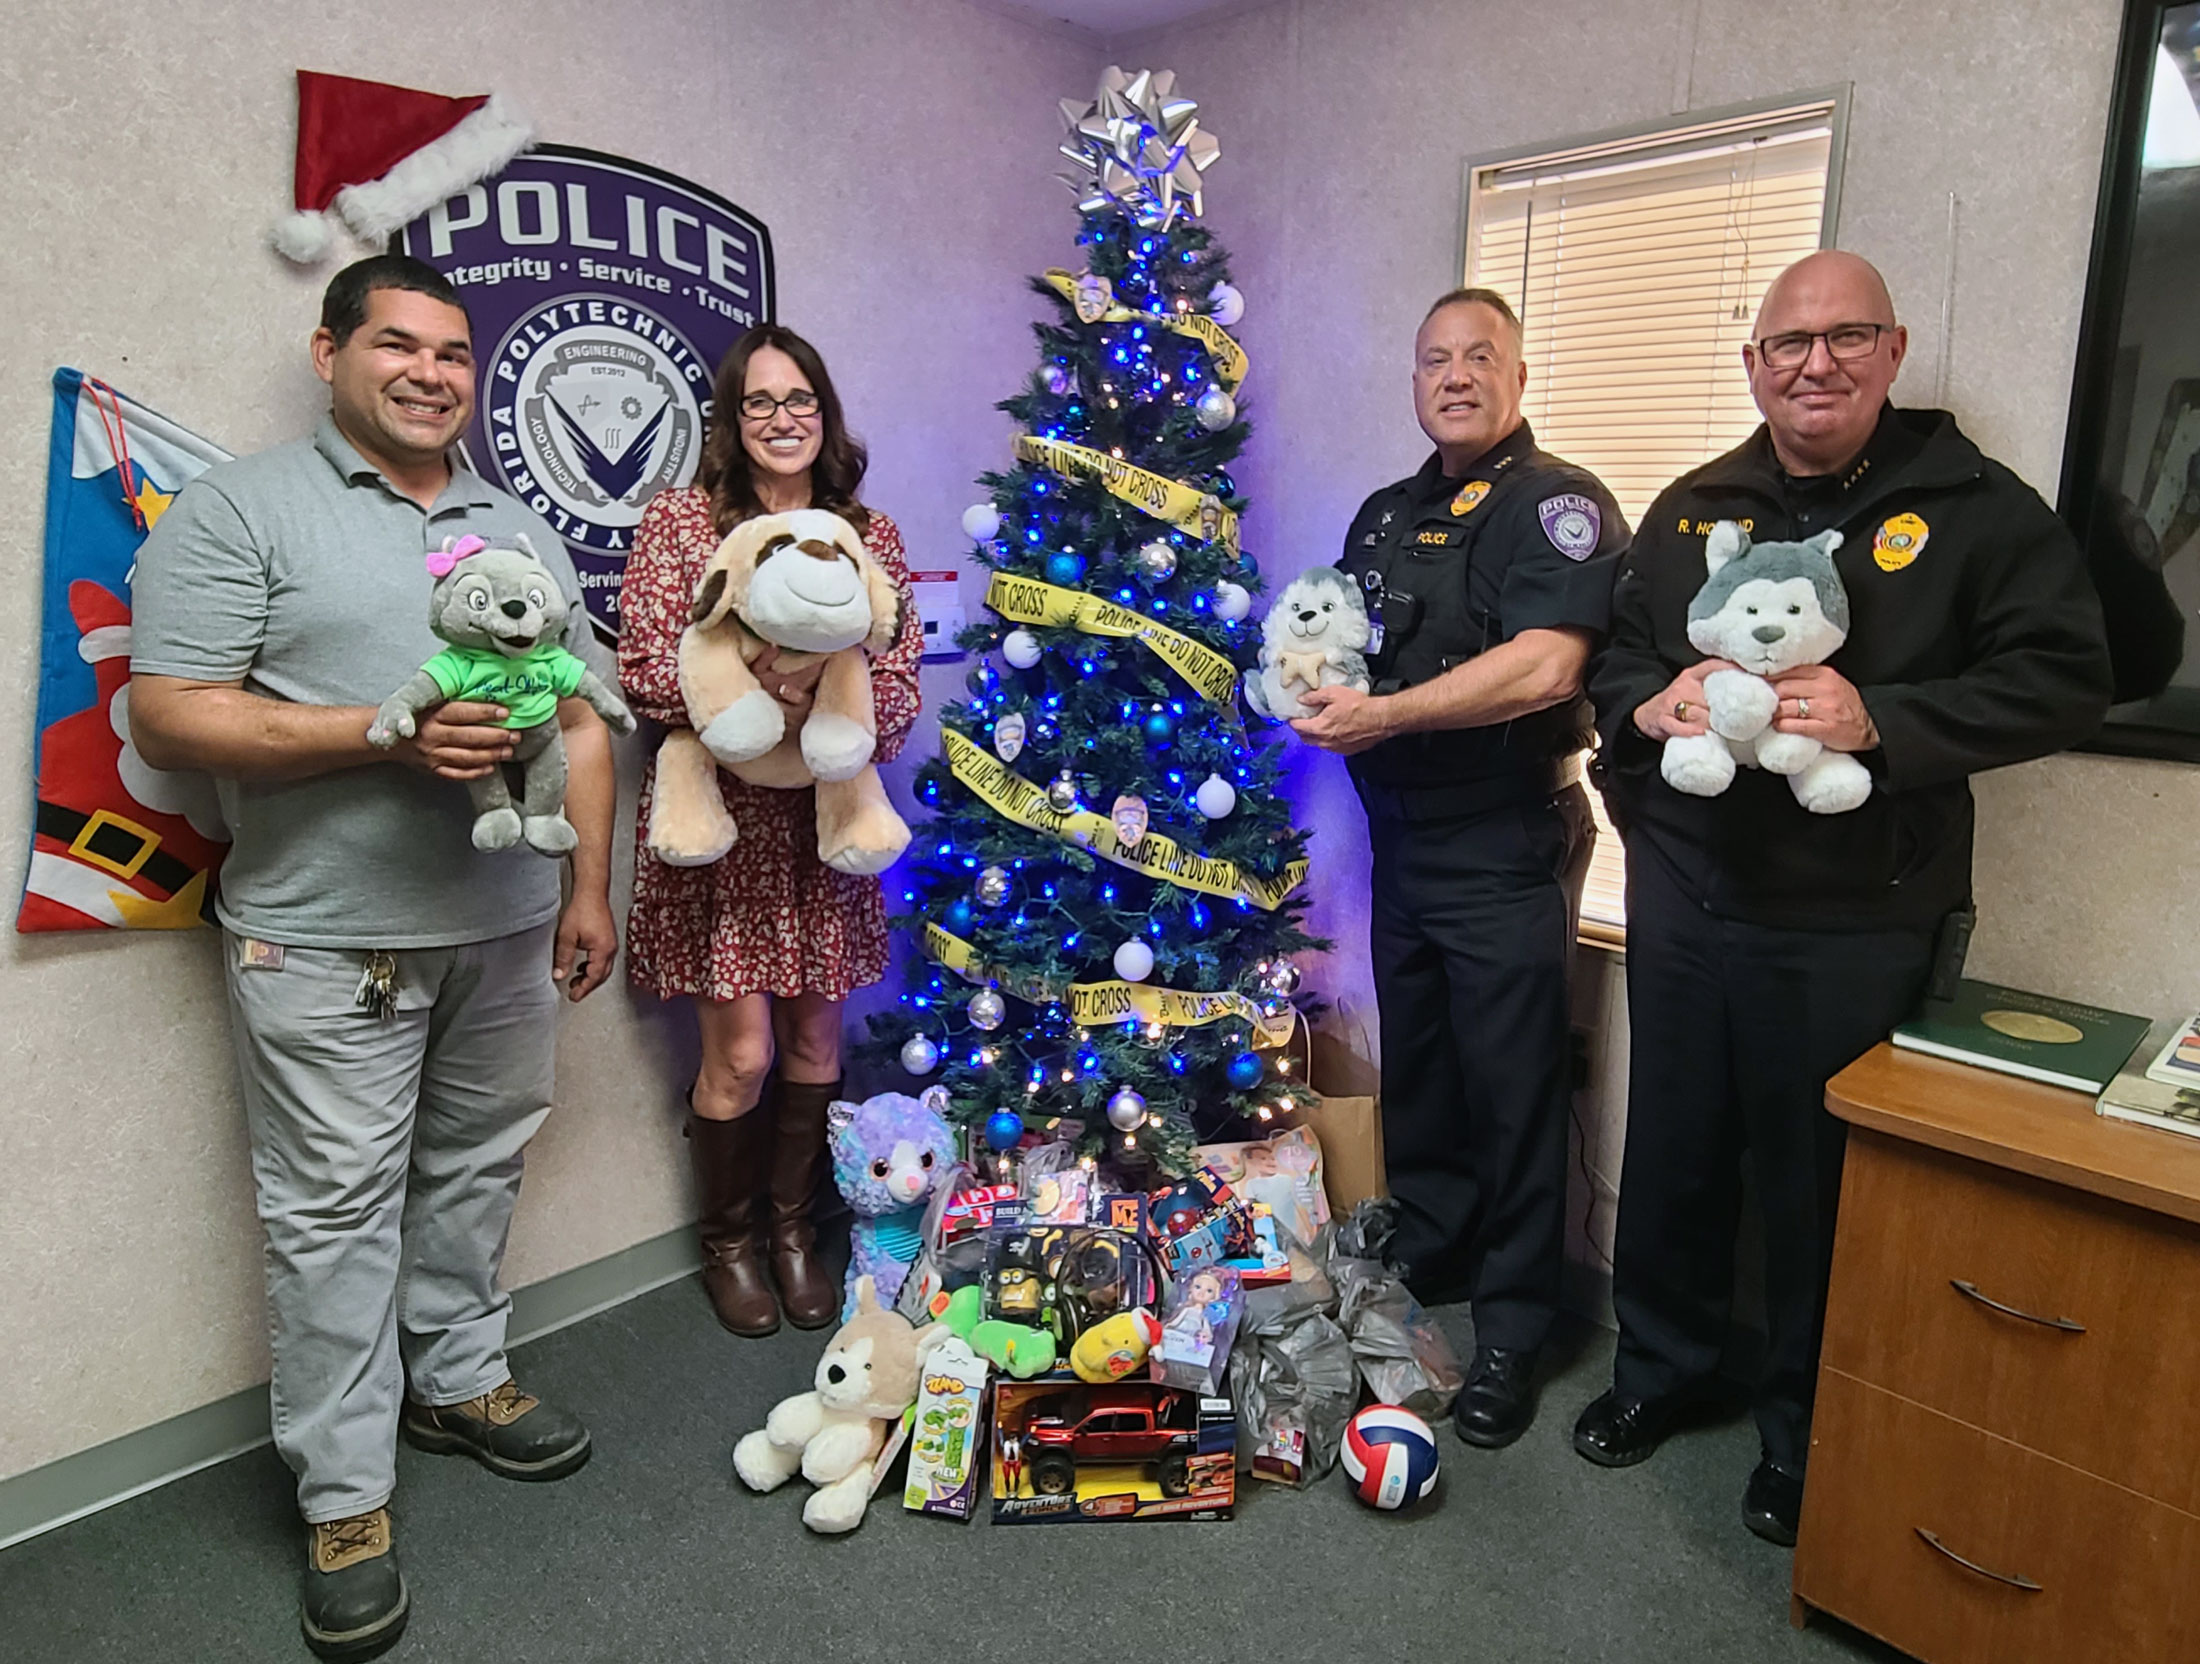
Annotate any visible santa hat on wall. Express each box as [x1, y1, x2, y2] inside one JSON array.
[[272, 70, 533, 263]]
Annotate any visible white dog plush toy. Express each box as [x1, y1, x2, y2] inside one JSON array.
[[1660, 521, 1872, 815], [732, 1275, 952, 1534], [1244, 566, 1372, 720]]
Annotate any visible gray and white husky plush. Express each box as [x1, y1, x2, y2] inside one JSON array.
[[1660, 521, 1872, 815], [1245, 566, 1372, 721]]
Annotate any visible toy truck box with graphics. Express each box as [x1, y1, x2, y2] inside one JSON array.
[[991, 1380, 1234, 1523]]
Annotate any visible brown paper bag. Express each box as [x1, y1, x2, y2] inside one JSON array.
[[1295, 1023, 1386, 1214]]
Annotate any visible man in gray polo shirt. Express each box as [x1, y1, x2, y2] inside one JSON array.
[[131, 255, 614, 1661]]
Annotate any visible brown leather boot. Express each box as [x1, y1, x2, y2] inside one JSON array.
[[686, 1111, 779, 1337], [768, 1076, 843, 1329]]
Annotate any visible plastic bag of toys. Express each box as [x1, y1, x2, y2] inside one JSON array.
[[1229, 1310, 1358, 1486], [1328, 1200, 1465, 1420]]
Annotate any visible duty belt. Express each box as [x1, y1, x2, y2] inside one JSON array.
[[1354, 754, 1584, 824]]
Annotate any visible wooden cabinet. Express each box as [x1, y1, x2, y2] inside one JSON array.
[[1793, 1045, 2200, 1664]]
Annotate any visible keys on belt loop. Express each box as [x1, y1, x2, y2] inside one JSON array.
[[355, 951, 399, 1021]]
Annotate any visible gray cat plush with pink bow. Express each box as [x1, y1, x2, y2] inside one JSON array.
[[367, 533, 635, 855]]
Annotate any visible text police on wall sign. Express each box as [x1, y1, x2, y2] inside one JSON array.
[[397, 144, 776, 642]]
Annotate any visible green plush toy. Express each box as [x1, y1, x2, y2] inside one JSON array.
[[929, 1285, 1056, 1378]]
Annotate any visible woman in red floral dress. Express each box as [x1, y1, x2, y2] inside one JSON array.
[[618, 325, 920, 1338]]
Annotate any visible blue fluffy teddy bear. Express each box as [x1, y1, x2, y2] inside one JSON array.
[[829, 1086, 960, 1320]]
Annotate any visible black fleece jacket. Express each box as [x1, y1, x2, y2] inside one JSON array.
[[1590, 406, 2112, 932]]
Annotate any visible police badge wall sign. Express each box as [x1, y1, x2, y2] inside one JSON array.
[[396, 145, 775, 641]]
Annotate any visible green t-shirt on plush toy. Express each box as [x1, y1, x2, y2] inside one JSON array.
[[420, 644, 591, 730]]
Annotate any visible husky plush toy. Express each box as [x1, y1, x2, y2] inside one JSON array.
[[1660, 521, 1872, 815], [367, 534, 635, 854], [1245, 565, 1372, 721]]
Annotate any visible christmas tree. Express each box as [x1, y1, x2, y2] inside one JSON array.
[[869, 67, 1322, 1176]]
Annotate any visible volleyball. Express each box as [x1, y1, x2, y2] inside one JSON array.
[[1341, 1404, 1440, 1511]]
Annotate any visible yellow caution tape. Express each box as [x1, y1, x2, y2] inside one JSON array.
[[940, 728, 1306, 911], [924, 921, 1296, 1046], [1040, 271, 1248, 392], [983, 572, 1239, 707], [1013, 435, 1240, 557]]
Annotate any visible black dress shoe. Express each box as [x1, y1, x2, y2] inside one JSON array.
[[1453, 1346, 1540, 1448], [1743, 1457, 1805, 1546], [1571, 1389, 1677, 1468], [401, 1380, 592, 1481], [301, 1508, 407, 1661]]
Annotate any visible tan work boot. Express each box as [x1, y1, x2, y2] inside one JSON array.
[[301, 1506, 406, 1660], [400, 1380, 592, 1481]]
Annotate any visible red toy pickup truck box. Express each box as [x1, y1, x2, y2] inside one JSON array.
[[991, 1380, 1234, 1525]]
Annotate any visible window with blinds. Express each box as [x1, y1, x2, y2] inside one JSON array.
[[1463, 97, 1842, 945]]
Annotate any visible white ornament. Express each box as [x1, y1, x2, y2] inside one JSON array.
[[962, 503, 1003, 543], [1194, 774, 1237, 819], [1002, 629, 1043, 669], [1137, 540, 1178, 582], [1195, 384, 1237, 431], [1113, 939, 1156, 982], [1107, 1087, 1148, 1131], [1208, 282, 1245, 326], [968, 989, 1007, 1031], [1212, 581, 1252, 621], [976, 865, 1011, 907], [900, 1035, 941, 1076]]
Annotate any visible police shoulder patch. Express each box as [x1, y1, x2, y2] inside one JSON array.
[[1537, 493, 1602, 561]]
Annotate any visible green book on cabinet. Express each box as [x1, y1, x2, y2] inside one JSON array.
[[1890, 979, 2151, 1094]]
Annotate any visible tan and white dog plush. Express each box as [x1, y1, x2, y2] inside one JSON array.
[[732, 1275, 952, 1534], [647, 509, 913, 875]]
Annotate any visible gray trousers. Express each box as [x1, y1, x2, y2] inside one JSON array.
[[224, 923, 557, 1522]]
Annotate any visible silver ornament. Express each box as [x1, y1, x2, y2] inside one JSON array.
[[1106, 1087, 1148, 1131], [1043, 362, 1075, 396], [1047, 771, 1080, 813], [900, 1034, 941, 1076], [1195, 384, 1236, 431], [1136, 539, 1178, 582], [968, 989, 1007, 1031], [1265, 959, 1301, 996], [976, 865, 1011, 907]]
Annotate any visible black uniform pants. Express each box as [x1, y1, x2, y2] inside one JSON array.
[[1367, 783, 1593, 1353], [1610, 845, 1936, 1471]]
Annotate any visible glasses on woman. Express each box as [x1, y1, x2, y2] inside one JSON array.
[[738, 389, 821, 422], [1754, 324, 1890, 371]]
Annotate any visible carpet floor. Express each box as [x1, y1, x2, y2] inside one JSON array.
[[0, 1278, 1909, 1664]]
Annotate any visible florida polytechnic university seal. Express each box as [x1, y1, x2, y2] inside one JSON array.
[[398, 144, 775, 640], [1537, 493, 1602, 561]]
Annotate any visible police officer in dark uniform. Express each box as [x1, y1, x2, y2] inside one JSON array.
[[1575, 252, 2111, 1544], [1294, 287, 1625, 1448]]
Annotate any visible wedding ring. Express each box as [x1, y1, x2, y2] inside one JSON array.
[[1798, 697, 1812, 719], [1674, 700, 1691, 720]]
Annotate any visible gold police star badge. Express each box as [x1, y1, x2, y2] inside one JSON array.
[[1451, 481, 1491, 517], [1873, 512, 1928, 572]]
